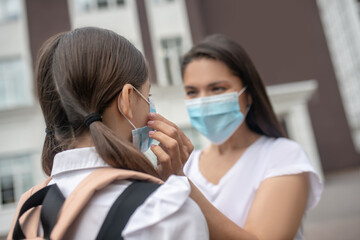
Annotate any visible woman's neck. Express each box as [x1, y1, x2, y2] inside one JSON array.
[[210, 125, 261, 155]]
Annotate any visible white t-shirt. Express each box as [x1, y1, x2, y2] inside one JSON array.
[[48, 147, 209, 240], [184, 136, 323, 240]]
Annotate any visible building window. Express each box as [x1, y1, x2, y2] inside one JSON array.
[[74, 0, 126, 12], [0, 58, 31, 110], [74, 0, 92, 12], [97, 0, 108, 8], [0, 155, 33, 207], [152, 0, 175, 4], [317, 0, 360, 151], [0, 175, 14, 205], [116, 0, 125, 6], [161, 37, 183, 86], [0, 0, 21, 23]]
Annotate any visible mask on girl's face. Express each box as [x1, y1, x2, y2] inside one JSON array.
[[185, 87, 249, 145], [118, 86, 156, 152]]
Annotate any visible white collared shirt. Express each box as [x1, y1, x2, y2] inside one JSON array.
[[48, 147, 209, 240]]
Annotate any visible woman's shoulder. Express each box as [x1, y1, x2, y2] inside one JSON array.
[[257, 136, 313, 174], [260, 136, 303, 151], [256, 136, 306, 161], [259, 136, 323, 211], [122, 175, 208, 238]]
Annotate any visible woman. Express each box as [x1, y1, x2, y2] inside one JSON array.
[[8, 27, 208, 240], [180, 34, 323, 240]]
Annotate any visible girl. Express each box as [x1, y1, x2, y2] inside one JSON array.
[[8, 27, 208, 240]]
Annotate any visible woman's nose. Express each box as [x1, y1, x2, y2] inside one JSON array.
[[198, 90, 211, 98]]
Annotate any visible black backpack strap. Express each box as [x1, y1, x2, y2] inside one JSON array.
[[13, 184, 64, 240], [40, 184, 65, 239], [96, 181, 161, 240]]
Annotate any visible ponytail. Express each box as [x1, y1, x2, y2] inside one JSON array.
[[35, 32, 71, 176], [89, 122, 160, 177]]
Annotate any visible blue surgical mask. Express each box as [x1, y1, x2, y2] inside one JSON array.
[[118, 86, 156, 152], [185, 87, 248, 145]]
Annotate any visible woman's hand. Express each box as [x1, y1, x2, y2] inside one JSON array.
[[147, 113, 194, 180]]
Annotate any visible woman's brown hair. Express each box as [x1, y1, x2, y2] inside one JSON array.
[[36, 27, 159, 177], [181, 34, 285, 138]]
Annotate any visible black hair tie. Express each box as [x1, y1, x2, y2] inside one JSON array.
[[45, 128, 53, 135], [85, 113, 102, 126]]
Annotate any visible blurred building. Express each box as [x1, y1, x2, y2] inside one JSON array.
[[0, 0, 359, 237], [317, 0, 360, 153]]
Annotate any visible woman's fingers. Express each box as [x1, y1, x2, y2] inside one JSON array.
[[149, 130, 181, 159], [148, 120, 189, 164], [148, 113, 194, 163], [149, 130, 183, 178], [149, 112, 177, 128], [150, 144, 171, 179], [148, 120, 183, 145], [149, 113, 194, 155], [146, 113, 193, 179]]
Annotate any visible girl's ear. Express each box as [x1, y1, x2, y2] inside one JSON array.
[[118, 84, 134, 119]]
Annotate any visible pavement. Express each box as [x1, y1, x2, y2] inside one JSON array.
[[303, 167, 360, 240]]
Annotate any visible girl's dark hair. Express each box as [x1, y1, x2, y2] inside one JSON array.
[[36, 27, 159, 177], [181, 34, 285, 138]]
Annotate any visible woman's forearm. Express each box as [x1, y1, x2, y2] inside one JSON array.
[[188, 180, 258, 240]]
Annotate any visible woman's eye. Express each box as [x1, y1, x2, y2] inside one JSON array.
[[212, 86, 226, 92], [186, 90, 197, 96]]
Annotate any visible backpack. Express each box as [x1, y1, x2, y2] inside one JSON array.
[[7, 168, 163, 240]]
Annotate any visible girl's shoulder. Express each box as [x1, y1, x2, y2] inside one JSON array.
[[123, 175, 209, 239], [183, 149, 202, 174]]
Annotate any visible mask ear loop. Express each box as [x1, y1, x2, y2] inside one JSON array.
[[238, 86, 251, 116], [237, 86, 247, 96], [132, 85, 154, 115], [245, 104, 251, 115], [117, 93, 137, 130], [132, 86, 150, 104]]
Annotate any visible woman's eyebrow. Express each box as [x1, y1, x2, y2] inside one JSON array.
[[208, 80, 228, 87], [185, 80, 228, 89], [184, 85, 196, 89]]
